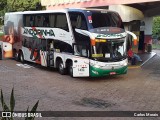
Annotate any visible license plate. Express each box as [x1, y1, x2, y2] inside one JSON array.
[[110, 72, 116, 75]]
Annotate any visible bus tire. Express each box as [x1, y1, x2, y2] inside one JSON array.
[[13, 50, 19, 61], [0, 45, 2, 60], [19, 51, 25, 63], [68, 62, 73, 77], [58, 60, 66, 75]]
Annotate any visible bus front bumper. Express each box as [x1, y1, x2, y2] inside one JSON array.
[[90, 65, 128, 77]]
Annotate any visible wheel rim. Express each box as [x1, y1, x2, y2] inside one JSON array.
[[59, 62, 64, 73], [14, 52, 19, 60], [20, 52, 24, 62], [20, 55, 23, 62], [15, 53, 18, 58]]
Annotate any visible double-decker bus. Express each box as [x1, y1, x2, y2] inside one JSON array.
[[1, 8, 137, 77]]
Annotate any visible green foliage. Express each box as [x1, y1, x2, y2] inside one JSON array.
[[0, 0, 44, 25], [7, 0, 43, 12], [0, 0, 7, 23], [0, 88, 39, 120], [152, 16, 160, 37], [0, 0, 7, 11], [152, 43, 160, 50], [10, 88, 15, 113]]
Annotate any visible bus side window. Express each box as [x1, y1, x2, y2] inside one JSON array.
[[49, 14, 56, 27], [43, 14, 50, 27], [74, 44, 88, 57], [55, 13, 69, 31], [41, 39, 47, 51], [24, 15, 34, 27], [30, 16, 34, 26], [23, 38, 30, 48], [69, 12, 89, 44], [76, 15, 87, 30], [35, 15, 43, 27], [69, 12, 87, 30]]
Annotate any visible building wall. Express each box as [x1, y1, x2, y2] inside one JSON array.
[[144, 17, 153, 35], [41, 0, 155, 52], [41, 0, 160, 10], [143, 17, 153, 45]]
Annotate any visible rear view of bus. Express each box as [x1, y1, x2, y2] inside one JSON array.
[[79, 9, 129, 77]]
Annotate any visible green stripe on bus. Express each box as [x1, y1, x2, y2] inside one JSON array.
[[90, 65, 128, 77]]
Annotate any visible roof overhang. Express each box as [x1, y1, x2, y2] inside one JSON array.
[[41, 0, 160, 10], [109, 5, 144, 22], [127, 1, 160, 17]]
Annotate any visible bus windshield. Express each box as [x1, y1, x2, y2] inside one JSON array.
[[88, 11, 124, 29], [91, 39, 127, 62]]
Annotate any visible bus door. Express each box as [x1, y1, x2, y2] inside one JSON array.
[[40, 50, 47, 67], [40, 39, 48, 67], [40, 39, 54, 67], [72, 44, 89, 77]]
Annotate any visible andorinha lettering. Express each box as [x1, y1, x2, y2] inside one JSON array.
[[23, 28, 55, 36], [97, 33, 123, 38]]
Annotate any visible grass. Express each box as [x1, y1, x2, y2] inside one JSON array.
[[0, 32, 3, 35], [0, 31, 4, 41], [152, 43, 160, 49]]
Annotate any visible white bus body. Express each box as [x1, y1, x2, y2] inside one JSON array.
[[2, 9, 137, 77]]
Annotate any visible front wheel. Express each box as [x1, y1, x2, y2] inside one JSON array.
[[68, 62, 73, 77], [58, 60, 66, 75]]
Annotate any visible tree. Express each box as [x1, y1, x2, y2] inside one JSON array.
[[0, 0, 7, 11], [0, 0, 44, 25], [152, 16, 160, 37], [7, 0, 43, 12], [0, 0, 7, 24]]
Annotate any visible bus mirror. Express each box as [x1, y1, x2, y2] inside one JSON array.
[[91, 39, 95, 46], [133, 39, 138, 46], [126, 31, 137, 46]]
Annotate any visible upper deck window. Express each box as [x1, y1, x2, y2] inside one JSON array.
[[55, 13, 69, 31], [24, 13, 69, 31], [88, 11, 124, 29], [69, 12, 87, 30]]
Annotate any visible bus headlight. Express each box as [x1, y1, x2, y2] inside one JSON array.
[[120, 62, 127, 66], [123, 62, 128, 66]]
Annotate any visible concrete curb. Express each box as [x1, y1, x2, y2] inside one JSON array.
[[128, 65, 140, 69]]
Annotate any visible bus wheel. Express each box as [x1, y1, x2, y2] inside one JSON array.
[[19, 51, 24, 63], [68, 62, 73, 77], [58, 60, 66, 75], [13, 50, 19, 61]]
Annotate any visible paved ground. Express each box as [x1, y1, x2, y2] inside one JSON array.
[[0, 50, 160, 120]]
